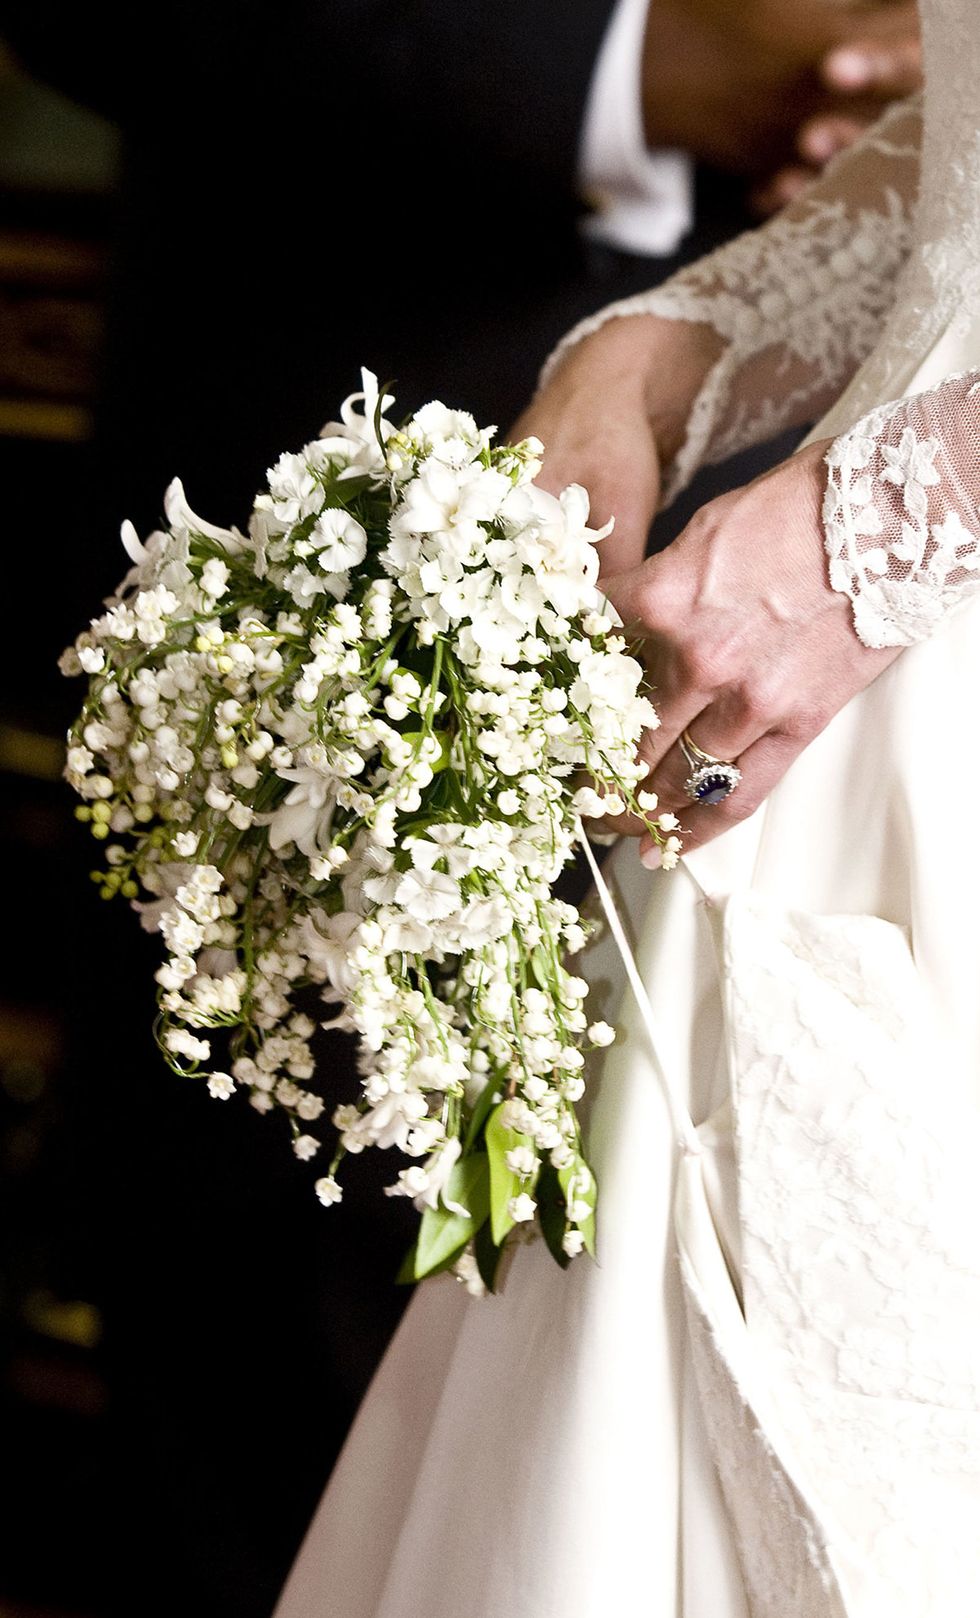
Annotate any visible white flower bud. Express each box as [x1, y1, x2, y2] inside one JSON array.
[[508, 1192, 537, 1224], [505, 1145, 537, 1178]]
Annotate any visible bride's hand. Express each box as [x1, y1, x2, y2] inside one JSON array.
[[598, 440, 902, 862]]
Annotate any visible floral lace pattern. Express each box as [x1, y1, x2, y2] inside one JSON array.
[[719, 897, 980, 1617], [822, 371, 980, 647], [542, 98, 920, 506]]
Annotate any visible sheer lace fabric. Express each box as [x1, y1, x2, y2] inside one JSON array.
[[823, 371, 980, 648], [542, 97, 921, 506]]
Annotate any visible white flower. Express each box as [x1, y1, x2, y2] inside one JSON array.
[[311, 509, 368, 572], [508, 1192, 537, 1223], [661, 834, 682, 871], [390, 460, 510, 543], [587, 1021, 615, 1047], [165, 478, 245, 552], [394, 866, 461, 924], [315, 1175, 343, 1206], [165, 1028, 210, 1063], [572, 787, 608, 819], [562, 1229, 585, 1258], [267, 767, 337, 856], [317, 370, 394, 477], [207, 1072, 236, 1099], [296, 1092, 325, 1122], [386, 1138, 468, 1213], [293, 1134, 320, 1161], [505, 1145, 537, 1178], [67, 745, 95, 776], [200, 558, 230, 598]]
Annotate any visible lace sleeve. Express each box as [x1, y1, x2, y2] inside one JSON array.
[[823, 370, 980, 649], [542, 96, 922, 507]]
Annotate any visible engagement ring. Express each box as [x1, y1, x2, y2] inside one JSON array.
[[679, 729, 742, 806]]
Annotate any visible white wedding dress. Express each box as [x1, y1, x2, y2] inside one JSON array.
[[275, 3, 980, 1613]]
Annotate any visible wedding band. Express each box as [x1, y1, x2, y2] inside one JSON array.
[[678, 728, 742, 806]]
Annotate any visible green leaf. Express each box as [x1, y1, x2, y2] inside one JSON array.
[[413, 1153, 490, 1281], [474, 1218, 507, 1294], [529, 948, 551, 991], [485, 1101, 537, 1246], [395, 1241, 420, 1286], [559, 1152, 598, 1258], [536, 1163, 572, 1270]]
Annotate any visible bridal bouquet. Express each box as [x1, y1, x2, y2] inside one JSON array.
[[61, 373, 673, 1290]]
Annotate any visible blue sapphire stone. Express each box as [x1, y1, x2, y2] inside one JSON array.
[[696, 772, 732, 805]]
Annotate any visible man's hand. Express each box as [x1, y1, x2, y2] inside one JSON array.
[[511, 314, 725, 577], [641, 0, 922, 211]]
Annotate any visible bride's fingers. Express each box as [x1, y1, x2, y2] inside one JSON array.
[[641, 687, 775, 812], [599, 569, 713, 773], [638, 729, 808, 866], [588, 690, 758, 844]]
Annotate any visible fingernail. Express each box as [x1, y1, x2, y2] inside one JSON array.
[[825, 47, 873, 87], [640, 843, 662, 871]]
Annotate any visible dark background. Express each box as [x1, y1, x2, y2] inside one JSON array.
[[0, 17, 790, 1617]]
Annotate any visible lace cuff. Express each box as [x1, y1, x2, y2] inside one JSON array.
[[542, 97, 920, 508], [823, 371, 980, 649]]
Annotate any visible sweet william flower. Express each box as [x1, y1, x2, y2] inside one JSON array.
[[311, 509, 368, 573], [394, 866, 461, 924], [200, 558, 230, 598]]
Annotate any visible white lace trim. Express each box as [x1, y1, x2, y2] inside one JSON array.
[[823, 371, 980, 648]]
